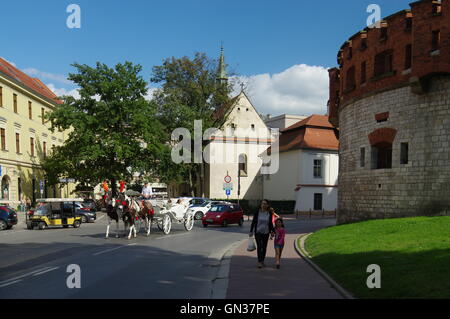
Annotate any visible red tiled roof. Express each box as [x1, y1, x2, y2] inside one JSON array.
[[0, 58, 63, 105], [277, 115, 339, 152], [282, 114, 334, 132]]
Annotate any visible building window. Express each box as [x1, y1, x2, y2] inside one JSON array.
[[400, 143, 409, 165], [432, 3, 442, 15], [347, 47, 353, 60], [28, 101, 32, 120], [361, 61, 367, 84], [30, 137, 35, 157], [41, 108, 45, 125], [380, 26, 388, 41], [432, 30, 440, 51], [13, 94, 18, 113], [0, 87, 3, 107], [15, 133, 20, 153], [360, 147, 366, 167], [404, 44, 412, 70], [360, 38, 368, 51], [314, 193, 323, 211], [405, 17, 412, 31], [0, 128, 5, 151], [374, 50, 393, 77], [313, 159, 323, 178], [239, 154, 248, 177], [346, 66, 356, 91], [251, 124, 255, 130], [371, 143, 392, 169]]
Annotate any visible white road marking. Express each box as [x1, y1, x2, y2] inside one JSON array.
[[32, 267, 60, 277], [93, 243, 137, 256], [97, 214, 105, 221], [156, 233, 192, 240], [0, 280, 22, 288], [0, 267, 51, 286]]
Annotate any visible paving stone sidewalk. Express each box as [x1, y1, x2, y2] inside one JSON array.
[[226, 233, 343, 299]]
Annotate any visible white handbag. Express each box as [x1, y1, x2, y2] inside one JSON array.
[[247, 237, 256, 252]]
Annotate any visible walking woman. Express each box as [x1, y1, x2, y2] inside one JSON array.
[[249, 199, 275, 268]]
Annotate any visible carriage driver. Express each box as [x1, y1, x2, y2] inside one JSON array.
[[141, 183, 153, 199]]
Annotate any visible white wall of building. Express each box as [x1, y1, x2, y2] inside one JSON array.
[[296, 150, 339, 211], [263, 150, 299, 201], [206, 93, 272, 200]]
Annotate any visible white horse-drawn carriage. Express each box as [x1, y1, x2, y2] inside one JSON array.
[[145, 198, 195, 235], [105, 190, 195, 239]]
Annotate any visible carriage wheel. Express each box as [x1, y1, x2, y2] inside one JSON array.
[[162, 214, 171, 235], [184, 214, 194, 231]]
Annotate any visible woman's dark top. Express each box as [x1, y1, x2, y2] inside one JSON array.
[[250, 209, 275, 235]]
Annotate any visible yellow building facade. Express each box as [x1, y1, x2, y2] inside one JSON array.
[[0, 58, 75, 208]]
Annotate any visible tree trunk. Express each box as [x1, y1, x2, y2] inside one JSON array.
[[111, 178, 117, 197], [200, 162, 205, 198], [189, 169, 195, 197]]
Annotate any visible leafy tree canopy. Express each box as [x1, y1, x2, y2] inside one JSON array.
[[43, 62, 166, 192]]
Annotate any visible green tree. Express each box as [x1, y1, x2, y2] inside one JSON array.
[[43, 61, 166, 195], [151, 53, 233, 196]]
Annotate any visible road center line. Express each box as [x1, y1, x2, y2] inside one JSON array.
[[93, 243, 137, 256], [0, 267, 51, 285], [32, 267, 60, 277]]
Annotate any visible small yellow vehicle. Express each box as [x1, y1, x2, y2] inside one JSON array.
[[26, 198, 83, 230]]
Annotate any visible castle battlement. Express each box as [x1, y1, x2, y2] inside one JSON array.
[[329, 0, 449, 127]]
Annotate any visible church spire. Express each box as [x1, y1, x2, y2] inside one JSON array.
[[217, 44, 228, 84]]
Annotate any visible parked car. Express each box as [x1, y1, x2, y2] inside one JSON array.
[[63, 202, 96, 223], [202, 203, 244, 227], [0, 204, 18, 230], [188, 200, 226, 220], [82, 198, 100, 212]]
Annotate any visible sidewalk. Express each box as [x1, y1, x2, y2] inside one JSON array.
[[226, 233, 343, 299]]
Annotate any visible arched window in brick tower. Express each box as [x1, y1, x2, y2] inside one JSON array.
[[368, 128, 397, 170]]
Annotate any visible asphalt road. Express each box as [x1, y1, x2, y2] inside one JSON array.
[[0, 213, 336, 299], [0, 212, 250, 299]]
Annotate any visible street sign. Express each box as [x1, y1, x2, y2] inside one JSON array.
[[225, 189, 231, 196], [223, 182, 233, 190], [59, 178, 76, 183], [224, 175, 232, 184]]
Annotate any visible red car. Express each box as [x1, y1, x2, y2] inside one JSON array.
[[202, 203, 244, 227]]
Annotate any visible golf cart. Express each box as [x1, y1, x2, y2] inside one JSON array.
[[26, 198, 83, 230]]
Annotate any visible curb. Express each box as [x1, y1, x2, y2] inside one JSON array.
[[210, 239, 246, 299], [294, 233, 355, 300]]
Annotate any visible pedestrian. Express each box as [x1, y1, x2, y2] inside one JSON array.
[[141, 183, 153, 199], [271, 218, 286, 269], [25, 197, 31, 210], [249, 199, 275, 268]]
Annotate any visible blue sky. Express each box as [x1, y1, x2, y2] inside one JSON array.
[[1, 0, 412, 116]]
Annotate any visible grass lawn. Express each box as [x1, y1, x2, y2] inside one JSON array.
[[305, 216, 450, 299]]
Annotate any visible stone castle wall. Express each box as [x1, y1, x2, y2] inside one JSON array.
[[337, 75, 450, 224]]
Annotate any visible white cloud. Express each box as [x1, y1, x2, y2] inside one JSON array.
[[23, 68, 72, 85], [47, 83, 80, 99], [231, 64, 329, 117], [145, 87, 158, 101]]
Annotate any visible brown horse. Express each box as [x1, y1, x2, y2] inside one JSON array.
[[122, 194, 139, 240]]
